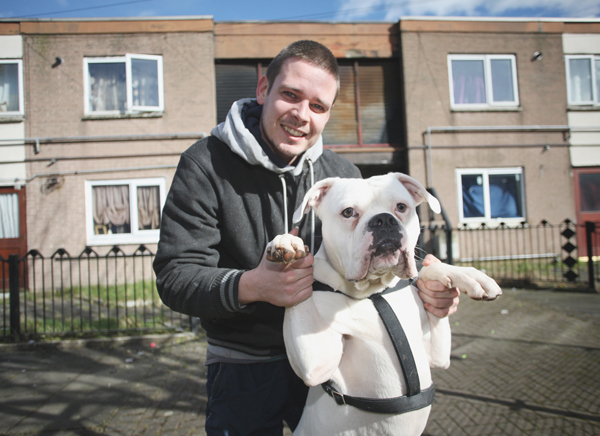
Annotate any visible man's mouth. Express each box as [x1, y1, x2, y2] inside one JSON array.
[[282, 125, 308, 138]]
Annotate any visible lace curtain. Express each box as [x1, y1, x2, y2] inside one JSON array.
[[0, 193, 19, 239], [137, 186, 161, 230], [92, 185, 130, 234]]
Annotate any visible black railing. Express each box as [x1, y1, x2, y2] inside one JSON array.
[[2, 221, 599, 341], [421, 219, 599, 290], [1, 245, 192, 340]]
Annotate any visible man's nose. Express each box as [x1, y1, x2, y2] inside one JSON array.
[[292, 100, 310, 122]]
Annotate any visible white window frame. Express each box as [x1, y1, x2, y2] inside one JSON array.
[[565, 54, 599, 106], [84, 54, 164, 115], [0, 59, 24, 116], [85, 178, 166, 246], [456, 168, 525, 226], [448, 54, 519, 109]]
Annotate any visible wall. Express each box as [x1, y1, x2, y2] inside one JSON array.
[[11, 19, 215, 256], [400, 18, 574, 227]]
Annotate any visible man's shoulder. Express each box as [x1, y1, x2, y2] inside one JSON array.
[[319, 149, 362, 178]]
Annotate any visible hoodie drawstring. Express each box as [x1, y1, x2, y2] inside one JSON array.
[[279, 159, 316, 254], [307, 159, 315, 254], [279, 174, 289, 233]]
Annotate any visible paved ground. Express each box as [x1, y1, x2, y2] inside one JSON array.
[[1, 288, 600, 435]]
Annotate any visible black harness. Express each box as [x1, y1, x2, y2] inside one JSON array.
[[314, 280, 436, 414]]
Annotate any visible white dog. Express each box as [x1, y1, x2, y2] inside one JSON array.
[[266, 173, 502, 436]]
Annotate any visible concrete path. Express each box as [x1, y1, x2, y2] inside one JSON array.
[[1, 288, 599, 435]]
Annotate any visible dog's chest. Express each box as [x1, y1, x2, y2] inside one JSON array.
[[312, 286, 432, 397]]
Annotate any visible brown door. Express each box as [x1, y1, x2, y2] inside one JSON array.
[[0, 186, 27, 288], [573, 168, 600, 257]]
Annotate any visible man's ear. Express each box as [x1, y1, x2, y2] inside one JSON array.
[[256, 75, 268, 104]]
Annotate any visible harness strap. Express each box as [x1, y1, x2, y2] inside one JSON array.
[[316, 284, 435, 414]]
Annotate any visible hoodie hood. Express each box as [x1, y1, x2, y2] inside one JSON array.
[[211, 98, 323, 177]]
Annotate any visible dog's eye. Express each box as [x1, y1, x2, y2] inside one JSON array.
[[396, 203, 407, 213], [341, 207, 355, 218]]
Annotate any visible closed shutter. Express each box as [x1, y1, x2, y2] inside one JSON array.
[[215, 64, 260, 124], [359, 62, 402, 145], [322, 65, 359, 146]]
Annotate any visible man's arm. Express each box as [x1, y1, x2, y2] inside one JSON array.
[[239, 228, 314, 307], [416, 254, 460, 318]]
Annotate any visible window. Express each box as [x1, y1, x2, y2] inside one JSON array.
[[214, 59, 403, 147], [448, 55, 519, 109], [566, 55, 600, 106], [457, 168, 525, 224], [84, 54, 164, 115], [0, 60, 23, 116], [0, 192, 19, 238], [85, 178, 166, 245]]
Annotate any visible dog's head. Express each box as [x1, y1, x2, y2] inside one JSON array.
[[294, 173, 440, 293]]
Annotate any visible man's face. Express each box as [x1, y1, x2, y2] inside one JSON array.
[[257, 58, 337, 165]]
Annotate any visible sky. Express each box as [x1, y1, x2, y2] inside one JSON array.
[[0, 0, 599, 21]]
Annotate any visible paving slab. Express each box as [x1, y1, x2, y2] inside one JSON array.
[[0, 288, 599, 435]]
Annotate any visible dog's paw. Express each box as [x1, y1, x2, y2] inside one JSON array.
[[266, 234, 310, 264], [420, 263, 502, 301]]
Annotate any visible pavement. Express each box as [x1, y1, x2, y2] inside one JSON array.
[[1, 287, 600, 436]]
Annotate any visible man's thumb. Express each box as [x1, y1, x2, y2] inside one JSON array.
[[289, 227, 299, 236]]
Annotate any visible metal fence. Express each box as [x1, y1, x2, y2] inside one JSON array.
[[2, 220, 599, 342], [422, 219, 599, 290], [1, 245, 193, 341]]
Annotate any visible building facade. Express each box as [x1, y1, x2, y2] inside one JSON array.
[[0, 16, 598, 260]]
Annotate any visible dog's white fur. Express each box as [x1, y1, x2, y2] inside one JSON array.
[[267, 173, 502, 436]]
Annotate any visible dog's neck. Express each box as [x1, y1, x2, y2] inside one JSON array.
[[313, 248, 401, 300]]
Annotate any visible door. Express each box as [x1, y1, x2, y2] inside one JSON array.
[[573, 168, 600, 257], [0, 186, 27, 288]]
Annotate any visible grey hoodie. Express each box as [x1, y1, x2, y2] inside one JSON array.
[[154, 99, 361, 357]]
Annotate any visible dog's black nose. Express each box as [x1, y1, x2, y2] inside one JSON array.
[[367, 213, 399, 231]]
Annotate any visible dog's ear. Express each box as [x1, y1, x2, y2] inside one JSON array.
[[393, 173, 441, 214], [292, 178, 338, 223]]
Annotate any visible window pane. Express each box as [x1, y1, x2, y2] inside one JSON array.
[[88, 63, 127, 112], [579, 173, 600, 212], [323, 65, 359, 145], [452, 60, 486, 104], [569, 58, 593, 103], [215, 64, 260, 124], [0, 63, 20, 112], [489, 174, 523, 219], [137, 186, 161, 230], [131, 58, 159, 107], [92, 185, 131, 234], [490, 59, 515, 102], [0, 193, 19, 238], [462, 174, 485, 218]]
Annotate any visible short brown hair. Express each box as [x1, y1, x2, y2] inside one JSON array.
[[265, 40, 340, 100]]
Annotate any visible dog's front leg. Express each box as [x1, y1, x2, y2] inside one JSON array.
[[424, 312, 451, 369], [283, 297, 343, 387]]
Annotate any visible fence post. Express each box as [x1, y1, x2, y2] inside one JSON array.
[[586, 222, 596, 290], [9, 254, 21, 339]]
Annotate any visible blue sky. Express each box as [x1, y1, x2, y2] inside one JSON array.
[[0, 0, 598, 21]]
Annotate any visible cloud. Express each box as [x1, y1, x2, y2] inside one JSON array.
[[335, 0, 600, 21]]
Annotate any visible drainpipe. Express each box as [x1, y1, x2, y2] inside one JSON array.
[[424, 125, 573, 189]]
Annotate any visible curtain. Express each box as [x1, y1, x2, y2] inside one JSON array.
[[92, 185, 130, 234], [137, 186, 161, 230], [0, 63, 19, 112], [88, 63, 126, 112], [452, 60, 486, 104], [0, 193, 19, 239]]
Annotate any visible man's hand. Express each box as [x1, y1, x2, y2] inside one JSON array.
[[239, 228, 314, 307], [416, 254, 460, 318]]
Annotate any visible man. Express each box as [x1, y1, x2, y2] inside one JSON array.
[[154, 40, 459, 436]]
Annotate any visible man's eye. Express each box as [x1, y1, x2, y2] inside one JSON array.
[[341, 208, 355, 218], [396, 203, 407, 213]]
